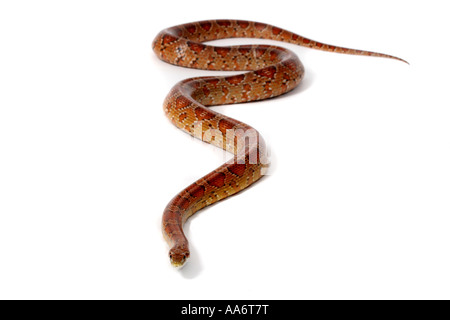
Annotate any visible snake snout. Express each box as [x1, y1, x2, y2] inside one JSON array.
[[169, 246, 190, 268]]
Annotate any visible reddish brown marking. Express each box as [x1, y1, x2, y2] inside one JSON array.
[[194, 107, 215, 120], [280, 32, 291, 42], [218, 118, 235, 135], [186, 183, 205, 198], [187, 41, 205, 54], [217, 20, 232, 27], [237, 21, 250, 29], [292, 34, 299, 41], [185, 24, 197, 34], [269, 50, 279, 62], [202, 86, 210, 97], [191, 60, 199, 68], [302, 38, 310, 45], [181, 78, 200, 88], [206, 78, 220, 86], [214, 47, 231, 57], [238, 47, 251, 55], [206, 172, 226, 188], [227, 163, 247, 176], [254, 22, 267, 31], [226, 74, 245, 85], [163, 34, 177, 45], [255, 66, 277, 79], [179, 113, 188, 122], [175, 96, 192, 110], [282, 59, 299, 72], [173, 195, 191, 210], [200, 21, 212, 31], [163, 208, 181, 221], [254, 48, 267, 58], [219, 86, 229, 104], [272, 26, 282, 35]]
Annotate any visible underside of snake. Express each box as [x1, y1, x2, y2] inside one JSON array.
[[152, 19, 406, 268]]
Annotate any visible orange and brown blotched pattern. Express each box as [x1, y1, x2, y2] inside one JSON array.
[[153, 19, 406, 268]]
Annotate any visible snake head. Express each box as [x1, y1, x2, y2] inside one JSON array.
[[169, 245, 190, 268]]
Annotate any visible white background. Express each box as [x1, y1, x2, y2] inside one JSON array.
[[0, 0, 449, 299]]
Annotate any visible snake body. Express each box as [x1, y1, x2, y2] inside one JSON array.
[[152, 20, 405, 267]]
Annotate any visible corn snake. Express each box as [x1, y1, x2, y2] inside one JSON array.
[[152, 19, 406, 268]]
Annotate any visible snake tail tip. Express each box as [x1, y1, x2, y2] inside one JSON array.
[[393, 56, 409, 65]]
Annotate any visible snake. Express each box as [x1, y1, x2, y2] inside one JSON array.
[[152, 19, 406, 268]]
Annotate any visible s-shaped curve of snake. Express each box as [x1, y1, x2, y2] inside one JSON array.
[[152, 19, 406, 268]]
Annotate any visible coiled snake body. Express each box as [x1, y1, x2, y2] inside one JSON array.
[[152, 20, 405, 267]]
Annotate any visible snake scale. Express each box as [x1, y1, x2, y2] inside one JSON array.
[[152, 19, 406, 268]]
